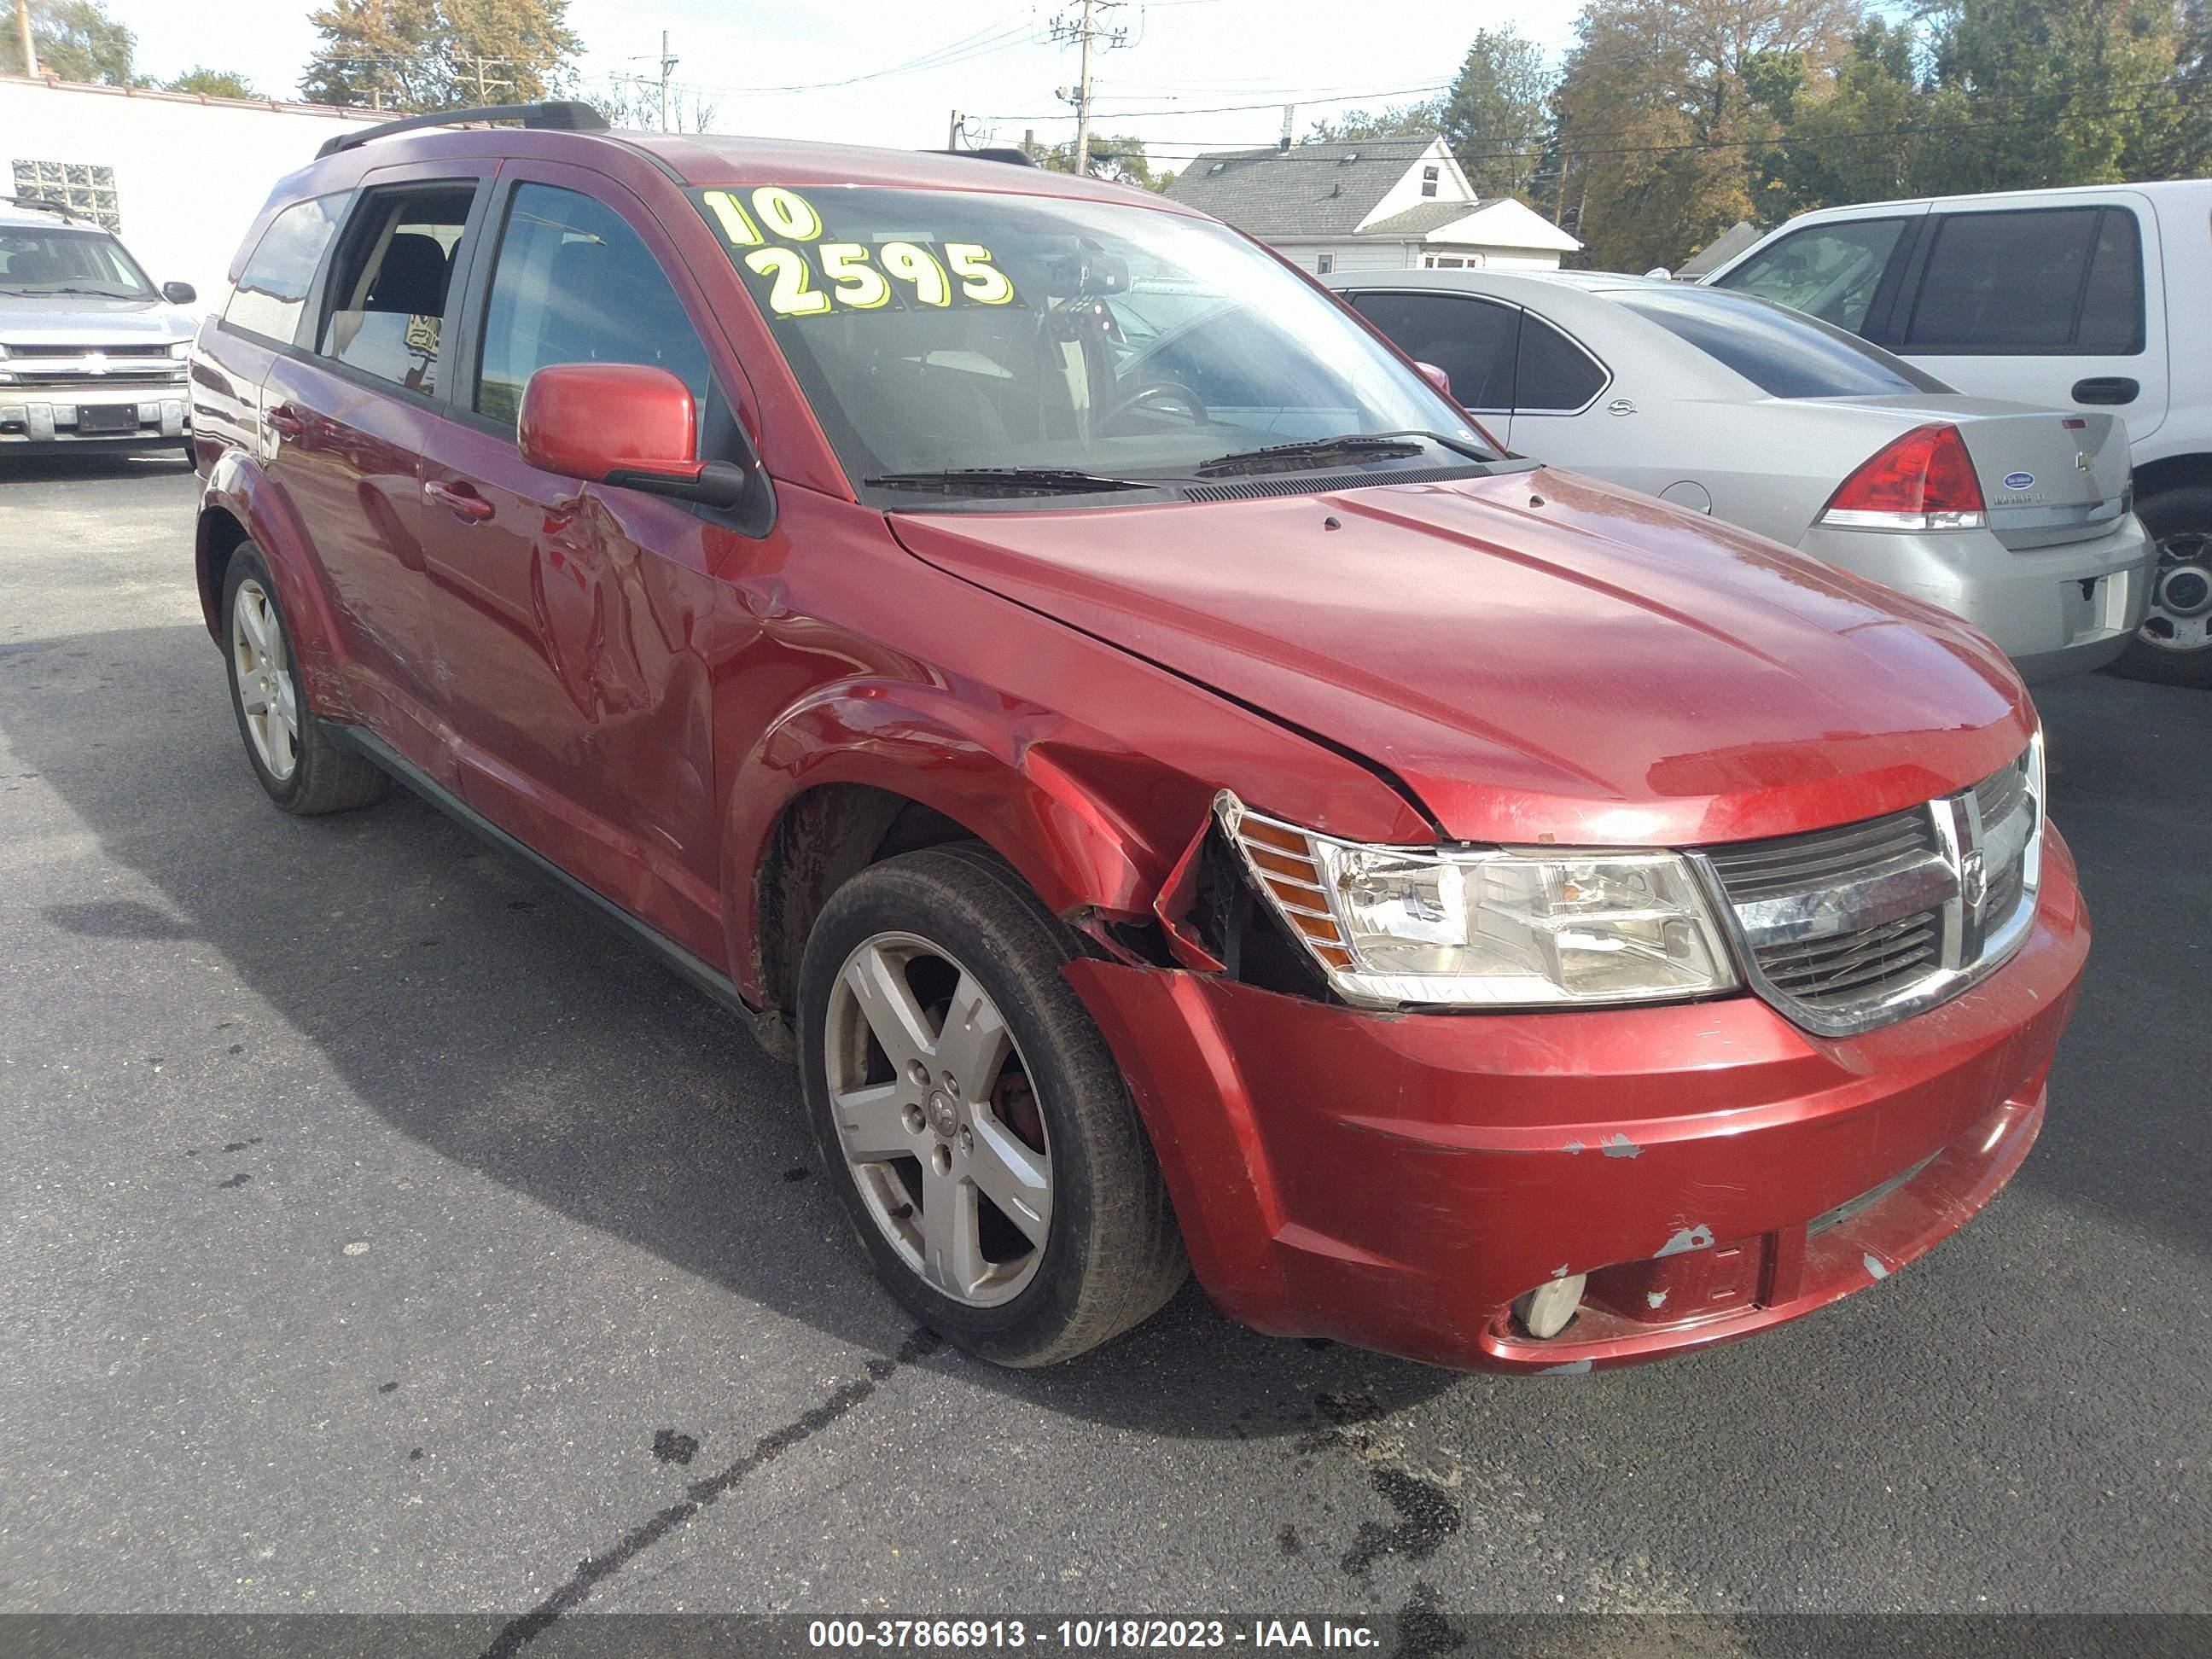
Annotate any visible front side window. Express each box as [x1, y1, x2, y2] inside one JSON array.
[[1609, 285, 1947, 399], [1349, 290, 1521, 410], [0, 224, 154, 300], [474, 183, 711, 428], [1902, 207, 2143, 355], [224, 195, 347, 343], [1714, 217, 1906, 334], [317, 184, 474, 395], [692, 184, 1487, 498]]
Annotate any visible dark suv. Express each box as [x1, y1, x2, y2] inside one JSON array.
[[189, 103, 2084, 1375]]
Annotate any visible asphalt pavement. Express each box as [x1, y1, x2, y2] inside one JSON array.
[[1, 453, 2204, 1621]]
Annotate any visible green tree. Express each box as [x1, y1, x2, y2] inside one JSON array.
[[1758, 20, 1927, 215], [1038, 134, 1173, 191], [26, 0, 144, 85], [1553, 0, 1866, 271], [1302, 100, 1444, 143], [1926, 0, 2192, 190], [300, 0, 580, 112], [166, 67, 262, 99], [1438, 28, 1552, 196]]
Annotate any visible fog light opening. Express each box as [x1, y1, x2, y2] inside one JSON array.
[[1513, 1273, 1587, 1340]]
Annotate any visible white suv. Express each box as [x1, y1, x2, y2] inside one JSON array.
[[1703, 180, 2212, 687], [0, 196, 197, 461]]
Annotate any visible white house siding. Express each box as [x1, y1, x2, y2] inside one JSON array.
[[1274, 242, 1418, 275], [1, 75, 383, 315]]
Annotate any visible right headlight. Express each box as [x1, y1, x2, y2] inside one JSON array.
[[1217, 792, 1740, 1010]]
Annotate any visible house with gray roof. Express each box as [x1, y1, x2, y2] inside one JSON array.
[[1164, 136, 1581, 276]]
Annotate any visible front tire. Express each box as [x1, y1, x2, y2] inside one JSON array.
[[222, 544, 388, 814], [2112, 486, 2212, 687], [798, 844, 1187, 1366]]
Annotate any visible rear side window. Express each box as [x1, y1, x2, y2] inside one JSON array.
[[1348, 290, 1521, 410], [1714, 218, 1906, 333], [224, 195, 346, 344], [474, 183, 711, 428], [1609, 286, 1947, 399], [1514, 316, 1606, 411], [1902, 207, 2144, 355], [317, 184, 474, 395]]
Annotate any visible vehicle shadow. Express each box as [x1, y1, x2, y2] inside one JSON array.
[[3, 620, 1456, 1440], [0, 448, 195, 486]]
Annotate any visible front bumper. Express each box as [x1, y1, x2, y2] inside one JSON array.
[[1795, 515, 2153, 683], [0, 393, 190, 445], [1068, 831, 2087, 1373]]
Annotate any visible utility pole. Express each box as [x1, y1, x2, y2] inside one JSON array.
[[455, 53, 513, 103], [947, 109, 963, 149], [15, 0, 35, 79], [659, 30, 677, 133], [1051, 0, 1126, 177]]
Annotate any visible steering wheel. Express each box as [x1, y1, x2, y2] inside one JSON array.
[[1100, 378, 1208, 430]]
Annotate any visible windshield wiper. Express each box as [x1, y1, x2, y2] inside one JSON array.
[[18, 286, 142, 298], [1195, 429, 1496, 478], [865, 467, 1151, 498], [1194, 434, 1426, 477]]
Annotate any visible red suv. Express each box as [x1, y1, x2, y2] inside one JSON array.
[[189, 103, 2086, 1374]]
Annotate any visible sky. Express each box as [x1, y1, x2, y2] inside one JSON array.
[[106, 0, 1586, 165]]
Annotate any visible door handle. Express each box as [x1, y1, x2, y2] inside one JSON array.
[[264, 405, 304, 439], [2071, 376, 2139, 405], [426, 478, 496, 523]]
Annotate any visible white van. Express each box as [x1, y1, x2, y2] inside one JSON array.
[[1703, 181, 2212, 686]]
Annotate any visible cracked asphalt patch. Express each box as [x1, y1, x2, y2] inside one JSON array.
[[1, 457, 2205, 1615]]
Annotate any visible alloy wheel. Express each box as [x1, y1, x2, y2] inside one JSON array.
[[230, 578, 300, 781], [823, 931, 1053, 1307]]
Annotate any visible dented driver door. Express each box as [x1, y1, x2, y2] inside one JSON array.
[[416, 160, 731, 963]]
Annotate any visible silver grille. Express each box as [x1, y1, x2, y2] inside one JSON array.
[[1697, 744, 2042, 1037]]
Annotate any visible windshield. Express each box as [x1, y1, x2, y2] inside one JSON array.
[[1603, 285, 1950, 399], [692, 184, 1490, 495], [0, 226, 154, 299]]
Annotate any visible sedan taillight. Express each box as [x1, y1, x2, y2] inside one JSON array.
[[1819, 424, 1987, 532]]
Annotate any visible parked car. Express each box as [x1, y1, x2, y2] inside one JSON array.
[[190, 102, 2086, 1375], [1701, 180, 2212, 686], [1326, 269, 2152, 684], [0, 195, 198, 457]]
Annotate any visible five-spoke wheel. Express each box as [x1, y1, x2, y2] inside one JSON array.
[[799, 844, 1186, 1365], [221, 542, 388, 814]]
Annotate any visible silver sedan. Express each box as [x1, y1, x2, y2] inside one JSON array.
[[1324, 270, 2154, 682]]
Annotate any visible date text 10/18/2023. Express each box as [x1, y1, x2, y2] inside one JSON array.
[[806, 1619, 1382, 1650]]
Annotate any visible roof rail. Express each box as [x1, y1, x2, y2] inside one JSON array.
[[1, 195, 79, 217], [926, 147, 1037, 168], [316, 100, 607, 160]]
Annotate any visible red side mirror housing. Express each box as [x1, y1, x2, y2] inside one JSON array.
[[1416, 361, 1452, 399], [519, 361, 702, 486], [517, 361, 763, 518]]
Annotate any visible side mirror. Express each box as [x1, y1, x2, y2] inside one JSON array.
[[519, 362, 755, 513], [162, 281, 197, 305], [1415, 361, 1452, 399]]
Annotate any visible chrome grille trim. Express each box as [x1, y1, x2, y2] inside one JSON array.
[[1691, 741, 2043, 1038]]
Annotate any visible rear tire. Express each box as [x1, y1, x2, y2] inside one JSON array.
[[2111, 486, 2212, 687], [222, 543, 389, 814], [797, 843, 1187, 1366]]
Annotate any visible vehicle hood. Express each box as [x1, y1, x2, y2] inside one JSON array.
[[0, 294, 193, 347], [888, 468, 2034, 847]]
